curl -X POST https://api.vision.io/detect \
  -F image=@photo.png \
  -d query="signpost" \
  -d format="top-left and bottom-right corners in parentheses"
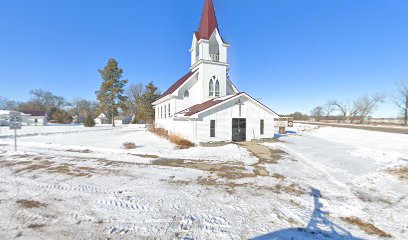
top-left (9, 111), bottom-right (22, 151)
top-left (274, 117), bottom-right (294, 134)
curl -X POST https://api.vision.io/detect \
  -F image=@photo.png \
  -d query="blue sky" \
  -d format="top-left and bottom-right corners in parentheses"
top-left (0, 0), bottom-right (407, 117)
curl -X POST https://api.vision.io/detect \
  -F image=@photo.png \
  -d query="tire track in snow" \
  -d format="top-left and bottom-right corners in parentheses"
top-left (13, 209), bottom-right (51, 222)
top-left (95, 199), bottom-right (147, 211)
top-left (36, 182), bottom-right (116, 195)
top-left (266, 141), bottom-right (358, 194)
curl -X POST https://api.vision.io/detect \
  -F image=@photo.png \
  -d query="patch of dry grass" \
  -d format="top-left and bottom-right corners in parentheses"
top-left (149, 127), bottom-right (194, 149)
top-left (169, 179), bottom-right (192, 186)
top-left (168, 134), bottom-right (194, 149)
top-left (1, 160), bottom-right (32, 168)
top-left (272, 173), bottom-right (286, 180)
top-left (128, 153), bottom-right (159, 159)
top-left (354, 191), bottom-right (392, 205)
top-left (14, 160), bottom-right (54, 173)
top-left (272, 183), bottom-right (305, 195)
top-left (148, 127), bottom-right (169, 138)
top-left (66, 149), bottom-right (92, 153)
top-left (388, 167), bottom-right (408, 181)
top-left (153, 158), bottom-right (256, 180)
top-left (10, 159), bottom-right (95, 177)
top-left (122, 142), bottom-right (137, 149)
top-left (16, 199), bottom-right (47, 209)
top-left (27, 223), bottom-right (47, 229)
top-left (47, 164), bottom-right (72, 174)
top-left (341, 217), bottom-right (392, 238)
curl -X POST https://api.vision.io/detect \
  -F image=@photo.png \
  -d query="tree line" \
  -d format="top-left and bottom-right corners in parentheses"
top-left (308, 81), bottom-right (408, 125)
top-left (310, 92), bottom-right (386, 123)
top-left (281, 81), bottom-right (408, 125)
top-left (0, 58), bottom-right (161, 126)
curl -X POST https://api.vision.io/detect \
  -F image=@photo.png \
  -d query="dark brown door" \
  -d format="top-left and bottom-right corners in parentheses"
top-left (232, 118), bottom-right (246, 142)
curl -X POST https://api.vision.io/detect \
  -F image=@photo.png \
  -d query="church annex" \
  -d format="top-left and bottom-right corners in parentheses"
top-left (153, 0), bottom-right (279, 144)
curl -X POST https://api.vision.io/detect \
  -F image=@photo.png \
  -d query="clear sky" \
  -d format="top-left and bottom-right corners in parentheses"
top-left (1, 0), bottom-right (407, 117)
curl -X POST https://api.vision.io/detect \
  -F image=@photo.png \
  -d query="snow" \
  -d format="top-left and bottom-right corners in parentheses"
top-left (0, 124), bottom-right (407, 239)
top-left (0, 125), bottom-right (113, 138)
top-left (1, 125), bottom-right (256, 164)
top-left (265, 124), bottom-right (408, 238)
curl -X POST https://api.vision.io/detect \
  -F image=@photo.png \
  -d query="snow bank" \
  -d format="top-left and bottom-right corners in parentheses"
top-left (0, 125), bottom-right (113, 138)
top-left (0, 125), bottom-right (257, 164)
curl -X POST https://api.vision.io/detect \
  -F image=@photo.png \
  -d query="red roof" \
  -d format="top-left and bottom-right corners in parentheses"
top-left (195, 0), bottom-right (219, 41)
top-left (20, 110), bottom-right (47, 116)
top-left (176, 92), bottom-right (279, 117)
top-left (177, 94), bottom-right (239, 117)
top-left (157, 70), bottom-right (198, 101)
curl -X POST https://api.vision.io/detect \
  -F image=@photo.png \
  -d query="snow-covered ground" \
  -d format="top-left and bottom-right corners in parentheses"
top-left (0, 124), bottom-right (407, 239)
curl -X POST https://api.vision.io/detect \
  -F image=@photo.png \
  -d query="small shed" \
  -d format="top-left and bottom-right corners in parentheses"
top-left (114, 116), bottom-right (132, 126)
top-left (20, 110), bottom-right (47, 126)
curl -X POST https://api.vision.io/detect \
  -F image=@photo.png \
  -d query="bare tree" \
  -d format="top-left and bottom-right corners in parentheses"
top-left (288, 112), bottom-right (310, 121)
top-left (393, 81), bottom-right (408, 125)
top-left (331, 94), bottom-right (385, 123)
top-left (30, 89), bottom-right (68, 110)
top-left (126, 83), bottom-right (144, 123)
top-left (310, 106), bottom-right (324, 121)
top-left (0, 97), bottom-right (20, 110)
top-left (69, 98), bottom-right (99, 123)
top-left (323, 100), bottom-right (335, 119)
top-left (349, 99), bottom-right (363, 121)
top-left (330, 100), bottom-right (350, 122)
top-left (355, 93), bottom-right (386, 122)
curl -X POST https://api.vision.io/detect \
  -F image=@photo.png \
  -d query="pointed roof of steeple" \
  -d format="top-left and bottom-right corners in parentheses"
top-left (195, 0), bottom-right (220, 41)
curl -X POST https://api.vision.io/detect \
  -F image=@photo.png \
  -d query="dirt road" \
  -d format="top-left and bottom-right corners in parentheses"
top-left (299, 122), bottom-right (408, 134)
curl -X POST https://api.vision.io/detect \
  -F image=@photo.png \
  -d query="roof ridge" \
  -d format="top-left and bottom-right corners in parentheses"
top-left (156, 70), bottom-right (198, 102)
top-left (175, 93), bottom-right (279, 117)
top-left (175, 93), bottom-right (241, 117)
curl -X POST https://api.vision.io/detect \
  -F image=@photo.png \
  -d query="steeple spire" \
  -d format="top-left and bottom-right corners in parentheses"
top-left (195, 0), bottom-right (219, 41)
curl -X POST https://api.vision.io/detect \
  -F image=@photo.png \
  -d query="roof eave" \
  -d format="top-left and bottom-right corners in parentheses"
top-left (187, 93), bottom-right (280, 118)
top-left (153, 95), bottom-right (173, 105)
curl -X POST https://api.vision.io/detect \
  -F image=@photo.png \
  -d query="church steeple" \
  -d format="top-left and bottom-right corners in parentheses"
top-left (195, 0), bottom-right (219, 41)
top-left (190, 0), bottom-right (229, 67)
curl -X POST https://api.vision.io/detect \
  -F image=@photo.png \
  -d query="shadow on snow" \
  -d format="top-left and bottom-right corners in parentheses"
top-left (252, 188), bottom-right (363, 240)
top-left (274, 131), bottom-right (297, 139)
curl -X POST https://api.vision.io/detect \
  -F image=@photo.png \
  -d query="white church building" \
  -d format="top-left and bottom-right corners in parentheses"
top-left (153, 0), bottom-right (279, 144)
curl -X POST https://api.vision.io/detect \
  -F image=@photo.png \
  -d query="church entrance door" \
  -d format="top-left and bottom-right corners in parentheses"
top-left (232, 118), bottom-right (246, 142)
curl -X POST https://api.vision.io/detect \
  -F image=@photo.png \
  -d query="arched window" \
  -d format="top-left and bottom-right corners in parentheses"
top-left (209, 79), bottom-right (214, 97)
top-left (195, 43), bottom-right (199, 60)
top-left (184, 90), bottom-right (190, 98)
top-left (209, 33), bottom-right (220, 62)
top-left (215, 80), bottom-right (220, 97)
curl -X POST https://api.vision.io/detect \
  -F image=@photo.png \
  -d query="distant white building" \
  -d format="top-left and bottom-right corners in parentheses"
top-left (0, 110), bottom-right (47, 126)
top-left (153, 0), bottom-right (279, 144)
top-left (94, 113), bottom-right (132, 125)
top-left (114, 116), bottom-right (132, 126)
top-left (20, 110), bottom-right (47, 126)
top-left (94, 113), bottom-right (109, 125)
top-left (0, 111), bottom-right (10, 126)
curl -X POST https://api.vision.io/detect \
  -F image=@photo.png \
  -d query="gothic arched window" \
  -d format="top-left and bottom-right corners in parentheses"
top-left (209, 79), bottom-right (214, 97)
top-left (168, 103), bottom-right (171, 117)
top-left (184, 90), bottom-right (190, 98)
top-left (215, 80), bottom-right (220, 97)
top-left (196, 43), bottom-right (199, 60)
